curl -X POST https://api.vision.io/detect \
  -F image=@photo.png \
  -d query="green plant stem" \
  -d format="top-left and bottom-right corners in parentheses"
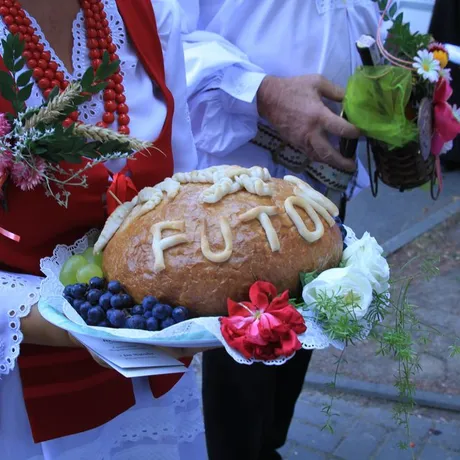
top-left (322, 348), bottom-right (346, 433)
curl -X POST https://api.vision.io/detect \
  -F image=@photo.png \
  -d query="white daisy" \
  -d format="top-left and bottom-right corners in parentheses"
top-left (413, 49), bottom-right (441, 83)
top-left (438, 67), bottom-right (452, 82)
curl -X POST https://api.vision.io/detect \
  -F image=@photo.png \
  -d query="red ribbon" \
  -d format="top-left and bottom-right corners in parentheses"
top-left (107, 171), bottom-right (138, 215)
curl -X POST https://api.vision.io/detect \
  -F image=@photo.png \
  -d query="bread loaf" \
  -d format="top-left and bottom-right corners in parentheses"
top-left (95, 166), bottom-right (343, 316)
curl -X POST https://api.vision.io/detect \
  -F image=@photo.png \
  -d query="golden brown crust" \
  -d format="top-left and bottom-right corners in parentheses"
top-left (103, 178), bottom-right (342, 316)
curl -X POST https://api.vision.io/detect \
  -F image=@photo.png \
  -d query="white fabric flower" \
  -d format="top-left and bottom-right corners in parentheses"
top-left (302, 266), bottom-right (373, 320)
top-left (342, 232), bottom-right (390, 294)
top-left (441, 140), bottom-right (454, 155)
top-left (452, 104), bottom-right (460, 123)
top-left (413, 50), bottom-right (441, 83)
top-left (439, 67), bottom-right (452, 82)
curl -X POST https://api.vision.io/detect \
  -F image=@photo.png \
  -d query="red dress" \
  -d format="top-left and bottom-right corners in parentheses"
top-left (0, 0), bottom-right (189, 443)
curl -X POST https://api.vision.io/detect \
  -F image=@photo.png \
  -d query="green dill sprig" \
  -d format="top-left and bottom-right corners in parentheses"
top-left (295, 256), bottom-right (458, 456)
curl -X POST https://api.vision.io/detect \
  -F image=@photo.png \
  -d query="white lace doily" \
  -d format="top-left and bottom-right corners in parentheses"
top-left (0, 272), bottom-right (42, 374)
top-left (39, 226), bottom-right (379, 366)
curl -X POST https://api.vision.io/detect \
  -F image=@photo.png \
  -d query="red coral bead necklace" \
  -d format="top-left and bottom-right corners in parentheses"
top-left (0, 0), bottom-right (131, 134)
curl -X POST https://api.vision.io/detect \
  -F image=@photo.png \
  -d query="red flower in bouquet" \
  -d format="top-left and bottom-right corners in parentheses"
top-left (0, 115), bottom-right (13, 199)
top-left (220, 281), bottom-right (307, 361)
top-left (0, 113), bottom-right (11, 137)
top-left (11, 157), bottom-right (46, 192)
top-left (432, 78), bottom-right (460, 156)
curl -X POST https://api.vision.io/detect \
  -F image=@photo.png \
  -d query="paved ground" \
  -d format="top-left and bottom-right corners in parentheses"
top-left (193, 356), bottom-right (460, 459)
top-left (309, 212), bottom-right (460, 395)
top-left (347, 152), bottom-right (460, 246)
top-left (283, 390), bottom-right (460, 460)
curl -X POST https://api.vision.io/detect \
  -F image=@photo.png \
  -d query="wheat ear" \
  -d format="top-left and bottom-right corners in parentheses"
top-left (25, 82), bottom-right (82, 129)
top-left (73, 123), bottom-right (159, 154)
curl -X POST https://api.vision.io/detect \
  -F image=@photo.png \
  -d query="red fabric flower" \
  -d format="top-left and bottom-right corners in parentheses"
top-left (432, 78), bottom-right (460, 156)
top-left (220, 281), bottom-right (307, 361)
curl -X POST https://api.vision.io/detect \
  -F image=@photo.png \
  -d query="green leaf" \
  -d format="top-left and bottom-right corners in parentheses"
top-left (389, 3), bottom-right (398, 17)
top-left (300, 271), bottom-right (318, 288)
top-left (2, 46), bottom-right (14, 72)
top-left (0, 84), bottom-right (16, 103)
top-left (102, 50), bottom-right (110, 66)
top-left (81, 66), bottom-right (95, 91)
top-left (394, 12), bottom-right (404, 25)
top-left (30, 146), bottom-right (49, 155)
top-left (63, 154), bottom-right (84, 164)
top-left (16, 37), bottom-right (25, 56)
top-left (11, 33), bottom-right (24, 55)
top-left (46, 85), bottom-right (60, 102)
top-left (0, 70), bottom-right (14, 88)
top-left (96, 53), bottom-right (119, 81)
top-left (18, 83), bottom-right (33, 103)
top-left (12, 100), bottom-right (24, 114)
top-left (17, 70), bottom-right (33, 87)
top-left (13, 57), bottom-right (25, 72)
top-left (108, 60), bottom-right (120, 74)
top-left (88, 82), bottom-right (107, 94)
top-left (72, 94), bottom-right (90, 105)
top-left (82, 150), bottom-right (101, 159)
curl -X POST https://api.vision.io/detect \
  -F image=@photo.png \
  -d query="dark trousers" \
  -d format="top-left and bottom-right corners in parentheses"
top-left (202, 348), bottom-right (313, 460)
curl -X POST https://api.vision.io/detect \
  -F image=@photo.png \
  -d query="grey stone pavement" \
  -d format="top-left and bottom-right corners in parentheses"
top-left (309, 212), bottom-right (460, 396)
top-left (282, 390), bottom-right (460, 460)
top-left (193, 357), bottom-right (460, 459)
top-left (347, 149), bottom-right (460, 246)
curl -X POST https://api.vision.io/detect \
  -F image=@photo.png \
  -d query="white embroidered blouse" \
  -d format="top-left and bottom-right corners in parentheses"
top-left (178, 0), bottom-right (382, 192)
top-left (0, 1), bottom-right (205, 459)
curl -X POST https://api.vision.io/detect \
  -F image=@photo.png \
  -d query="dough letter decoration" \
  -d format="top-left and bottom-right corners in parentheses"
top-left (95, 165), bottom-right (344, 316)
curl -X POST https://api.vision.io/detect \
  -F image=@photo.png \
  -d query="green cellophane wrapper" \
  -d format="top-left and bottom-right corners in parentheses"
top-left (343, 66), bottom-right (418, 149)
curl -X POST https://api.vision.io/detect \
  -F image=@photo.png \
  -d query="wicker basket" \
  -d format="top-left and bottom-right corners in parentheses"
top-left (367, 139), bottom-right (440, 200)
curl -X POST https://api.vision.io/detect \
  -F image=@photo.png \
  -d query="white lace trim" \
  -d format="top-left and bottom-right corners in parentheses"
top-left (0, 0), bottom-right (136, 127)
top-left (0, 273), bottom-right (42, 375)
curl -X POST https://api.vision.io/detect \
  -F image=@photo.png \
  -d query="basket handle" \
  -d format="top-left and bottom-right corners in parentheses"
top-left (366, 140), bottom-right (379, 197)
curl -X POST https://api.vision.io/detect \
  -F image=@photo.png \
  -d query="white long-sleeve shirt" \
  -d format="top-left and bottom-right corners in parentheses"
top-left (0, 1), bottom-right (205, 459)
top-left (179, 0), bottom-right (381, 188)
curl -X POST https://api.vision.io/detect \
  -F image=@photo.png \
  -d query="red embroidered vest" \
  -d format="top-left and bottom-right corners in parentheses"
top-left (0, 0), bottom-right (190, 443)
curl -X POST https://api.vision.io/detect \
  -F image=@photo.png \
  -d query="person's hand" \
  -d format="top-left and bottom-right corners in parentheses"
top-left (256, 75), bottom-right (360, 171)
top-left (155, 345), bottom-right (222, 360)
top-left (67, 333), bottom-right (112, 368)
top-left (21, 305), bottom-right (111, 368)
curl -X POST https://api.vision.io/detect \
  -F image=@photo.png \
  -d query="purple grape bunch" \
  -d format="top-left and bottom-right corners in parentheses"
top-left (63, 277), bottom-right (190, 331)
